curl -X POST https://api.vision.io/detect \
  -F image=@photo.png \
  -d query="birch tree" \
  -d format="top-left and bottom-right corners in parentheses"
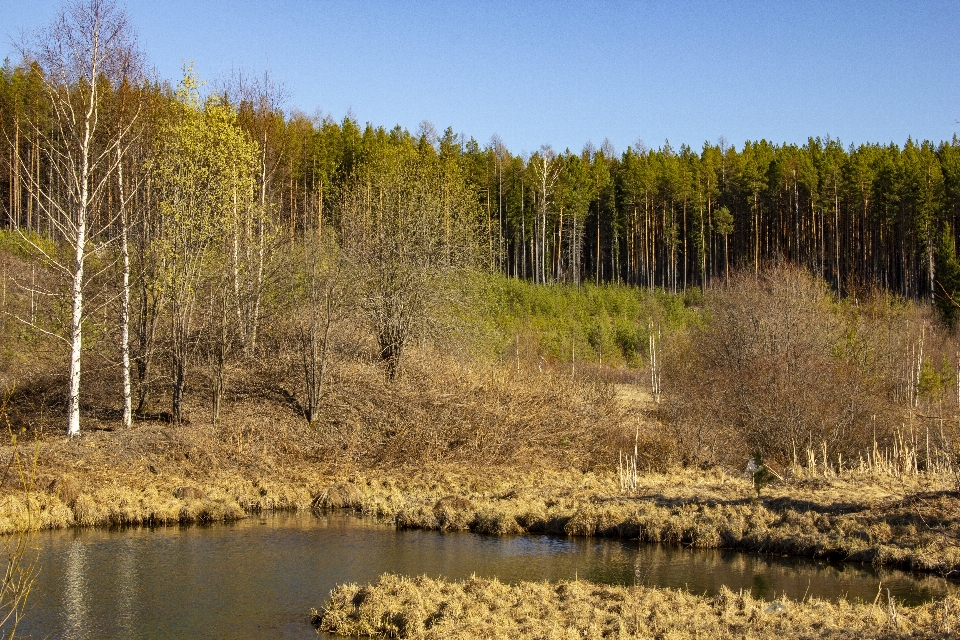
top-left (17, 0), bottom-right (141, 436)
top-left (530, 147), bottom-right (560, 285)
top-left (224, 70), bottom-right (287, 355)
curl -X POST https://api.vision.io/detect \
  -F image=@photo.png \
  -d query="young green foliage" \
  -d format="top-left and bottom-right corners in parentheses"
top-left (152, 68), bottom-right (259, 422)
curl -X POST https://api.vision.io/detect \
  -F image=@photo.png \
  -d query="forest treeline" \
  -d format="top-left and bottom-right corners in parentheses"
top-left (5, 58), bottom-right (960, 300)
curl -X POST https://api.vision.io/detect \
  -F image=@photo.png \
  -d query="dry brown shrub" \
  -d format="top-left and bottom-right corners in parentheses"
top-left (302, 350), bottom-right (630, 471)
top-left (173, 486), bottom-right (206, 501)
top-left (432, 496), bottom-right (474, 531)
top-left (470, 509), bottom-right (523, 535)
top-left (662, 265), bottom-right (901, 467)
top-left (48, 476), bottom-right (78, 506)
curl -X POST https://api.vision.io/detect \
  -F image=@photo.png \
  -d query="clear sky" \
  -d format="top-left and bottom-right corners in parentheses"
top-left (3, 0), bottom-right (958, 155)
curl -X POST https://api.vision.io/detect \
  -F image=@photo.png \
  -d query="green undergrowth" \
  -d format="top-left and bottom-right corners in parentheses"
top-left (461, 273), bottom-right (703, 367)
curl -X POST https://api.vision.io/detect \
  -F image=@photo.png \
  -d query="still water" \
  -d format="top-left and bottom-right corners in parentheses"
top-left (14, 511), bottom-right (959, 639)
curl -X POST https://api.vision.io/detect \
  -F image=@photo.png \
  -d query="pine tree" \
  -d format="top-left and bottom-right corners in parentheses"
top-left (934, 222), bottom-right (960, 328)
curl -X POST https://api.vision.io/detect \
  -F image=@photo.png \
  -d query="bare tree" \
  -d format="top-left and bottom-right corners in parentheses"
top-left (16, 0), bottom-right (141, 436)
top-left (113, 76), bottom-right (149, 428)
top-left (221, 68), bottom-right (287, 355)
top-left (530, 146), bottom-right (560, 285)
top-left (662, 265), bottom-right (891, 466)
top-left (339, 136), bottom-right (479, 380)
top-left (295, 233), bottom-right (343, 423)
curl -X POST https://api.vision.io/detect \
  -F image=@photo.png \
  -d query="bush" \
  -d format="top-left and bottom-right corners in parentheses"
top-left (661, 265), bottom-right (901, 467)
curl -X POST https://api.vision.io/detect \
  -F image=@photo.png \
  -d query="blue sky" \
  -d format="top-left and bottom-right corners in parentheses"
top-left (3, 1), bottom-right (958, 155)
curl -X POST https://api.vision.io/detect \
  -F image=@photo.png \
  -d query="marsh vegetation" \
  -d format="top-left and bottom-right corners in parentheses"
top-left (315, 573), bottom-right (960, 639)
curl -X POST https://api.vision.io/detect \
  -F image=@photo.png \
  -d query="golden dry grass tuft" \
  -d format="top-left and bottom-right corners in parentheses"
top-left (314, 573), bottom-right (960, 639)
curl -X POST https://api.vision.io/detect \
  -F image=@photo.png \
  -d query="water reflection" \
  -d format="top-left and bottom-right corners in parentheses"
top-left (13, 512), bottom-right (960, 639)
top-left (62, 539), bottom-right (87, 640)
top-left (630, 543), bottom-right (954, 604)
top-left (115, 536), bottom-right (137, 636)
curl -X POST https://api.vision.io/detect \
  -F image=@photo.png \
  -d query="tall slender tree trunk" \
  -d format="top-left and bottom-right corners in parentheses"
top-left (793, 169), bottom-right (800, 264)
top-left (682, 198), bottom-right (687, 293)
top-left (754, 193), bottom-right (759, 274)
top-left (251, 211), bottom-right (265, 351)
top-left (541, 198), bottom-right (547, 283)
top-left (700, 204), bottom-right (705, 290)
top-left (531, 193), bottom-right (537, 284)
top-left (231, 177), bottom-right (245, 343)
top-left (212, 297), bottom-right (227, 425)
top-left (724, 233), bottom-right (729, 286)
top-left (596, 198), bottom-right (601, 285)
top-left (172, 327), bottom-right (185, 424)
top-left (67, 75), bottom-right (98, 438)
top-left (27, 135), bottom-right (36, 232)
top-left (118, 151), bottom-right (132, 428)
top-left (250, 143), bottom-right (269, 352)
top-left (68, 222), bottom-right (85, 437)
top-left (11, 117), bottom-right (20, 229)
top-left (835, 185), bottom-right (840, 288)
top-left (521, 179), bottom-right (526, 280)
top-left (498, 161), bottom-right (503, 271)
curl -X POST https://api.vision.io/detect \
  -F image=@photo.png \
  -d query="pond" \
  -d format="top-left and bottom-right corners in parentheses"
top-left (13, 511), bottom-right (958, 639)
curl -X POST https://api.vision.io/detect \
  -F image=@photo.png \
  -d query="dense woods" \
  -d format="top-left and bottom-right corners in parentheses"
top-left (5, 57), bottom-right (960, 303)
top-left (8, 7), bottom-right (960, 639)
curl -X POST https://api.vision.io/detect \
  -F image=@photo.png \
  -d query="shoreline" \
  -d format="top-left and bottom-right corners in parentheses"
top-left (3, 431), bottom-right (959, 581)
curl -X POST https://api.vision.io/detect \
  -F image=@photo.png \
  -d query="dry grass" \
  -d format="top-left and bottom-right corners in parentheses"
top-left (6, 440), bottom-right (960, 580)
top-left (380, 466), bottom-right (960, 576)
top-left (1, 352), bottom-right (960, 579)
top-left (313, 573), bottom-right (960, 639)
top-left (0, 352), bottom-right (625, 533)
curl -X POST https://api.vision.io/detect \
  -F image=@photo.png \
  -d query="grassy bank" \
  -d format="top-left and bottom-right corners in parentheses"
top-left (387, 467), bottom-right (960, 576)
top-left (0, 351), bottom-right (626, 533)
top-left (314, 573), bottom-right (959, 639)
top-left (4, 414), bottom-right (960, 578)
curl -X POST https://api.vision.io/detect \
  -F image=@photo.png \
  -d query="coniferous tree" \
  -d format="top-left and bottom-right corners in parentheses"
top-left (934, 222), bottom-right (960, 328)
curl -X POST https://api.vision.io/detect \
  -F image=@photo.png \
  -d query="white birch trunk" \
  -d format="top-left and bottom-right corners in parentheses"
top-left (67, 226), bottom-right (84, 437)
top-left (233, 227), bottom-right (242, 333)
top-left (251, 215), bottom-right (264, 351)
top-left (118, 153), bottom-right (132, 428)
top-left (25, 1), bottom-right (141, 436)
top-left (67, 53), bottom-right (99, 438)
top-left (250, 147), bottom-right (268, 352)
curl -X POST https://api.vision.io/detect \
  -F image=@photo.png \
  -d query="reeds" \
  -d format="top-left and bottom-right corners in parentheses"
top-left (0, 394), bottom-right (37, 638)
top-left (618, 424), bottom-right (638, 492)
top-left (792, 421), bottom-right (957, 481)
